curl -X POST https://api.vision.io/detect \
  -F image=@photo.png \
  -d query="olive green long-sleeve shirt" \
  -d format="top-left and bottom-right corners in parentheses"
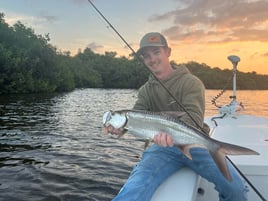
top-left (133, 65), bottom-right (209, 134)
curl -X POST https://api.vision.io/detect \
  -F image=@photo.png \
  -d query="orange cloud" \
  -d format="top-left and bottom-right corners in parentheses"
top-left (151, 0), bottom-right (268, 43)
top-left (146, 0), bottom-right (268, 75)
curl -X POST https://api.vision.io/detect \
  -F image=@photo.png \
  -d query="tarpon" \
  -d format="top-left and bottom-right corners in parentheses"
top-left (102, 109), bottom-right (259, 181)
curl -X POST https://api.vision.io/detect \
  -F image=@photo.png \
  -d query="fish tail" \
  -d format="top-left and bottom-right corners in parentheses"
top-left (210, 149), bottom-right (232, 181)
top-left (210, 142), bottom-right (259, 181)
top-left (219, 141), bottom-right (259, 156)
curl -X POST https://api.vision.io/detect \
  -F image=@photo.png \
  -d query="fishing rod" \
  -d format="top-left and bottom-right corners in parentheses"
top-left (87, 0), bottom-right (201, 131)
top-left (87, 1), bottom-right (266, 200)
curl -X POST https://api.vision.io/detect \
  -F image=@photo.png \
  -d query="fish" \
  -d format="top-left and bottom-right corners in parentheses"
top-left (102, 109), bottom-right (260, 181)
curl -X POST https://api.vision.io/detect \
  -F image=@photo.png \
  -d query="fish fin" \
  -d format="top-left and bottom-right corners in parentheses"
top-left (144, 139), bottom-right (151, 150)
top-left (177, 144), bottom-right (198, 160)
top-left (178, 144), bottom-right (234, 181)
top-left (209, 141), bottom-right (259, 181)
top-left (210, 149), bottom-right (232, 181)
top-left (219, 141), bottom-right (259, 156)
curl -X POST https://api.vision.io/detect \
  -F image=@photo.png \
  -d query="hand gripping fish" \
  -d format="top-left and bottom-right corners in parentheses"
top-left (102, 110), bottom-right (259, 181)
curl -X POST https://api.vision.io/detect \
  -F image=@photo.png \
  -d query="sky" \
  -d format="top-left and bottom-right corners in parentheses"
top-left (1, 0), bottom-right (268, 75)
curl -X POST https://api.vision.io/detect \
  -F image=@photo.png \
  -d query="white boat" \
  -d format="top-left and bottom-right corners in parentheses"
top-left (151, 56), bottom-right (268, 201)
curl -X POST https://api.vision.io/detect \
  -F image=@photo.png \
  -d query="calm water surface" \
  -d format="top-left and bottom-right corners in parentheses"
top-left (0, 89), bottom-right (267, 201)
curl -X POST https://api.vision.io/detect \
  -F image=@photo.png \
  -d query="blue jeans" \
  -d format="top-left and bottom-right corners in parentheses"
top-left (112, 145), bottom-right (248, 201)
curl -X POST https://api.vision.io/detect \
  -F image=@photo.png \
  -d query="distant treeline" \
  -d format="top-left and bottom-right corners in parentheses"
top-left (0, 13), bottom-right (267, 94)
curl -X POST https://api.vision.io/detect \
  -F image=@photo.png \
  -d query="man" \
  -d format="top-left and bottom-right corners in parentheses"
top-left (107, 32), bottom-right (247, 201)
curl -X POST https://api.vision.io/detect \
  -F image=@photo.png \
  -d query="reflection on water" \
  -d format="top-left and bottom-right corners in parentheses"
top-left (0, 89), bottom-right (267, 201)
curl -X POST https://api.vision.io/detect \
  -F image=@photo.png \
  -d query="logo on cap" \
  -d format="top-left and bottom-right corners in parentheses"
top-left (147, 36), bottom-right (161, 43)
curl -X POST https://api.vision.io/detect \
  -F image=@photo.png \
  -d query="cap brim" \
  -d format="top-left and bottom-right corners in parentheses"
top-left (136, 44), bottom-right (166, 56)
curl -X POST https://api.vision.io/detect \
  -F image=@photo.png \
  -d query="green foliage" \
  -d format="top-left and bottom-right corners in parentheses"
top-left (0, 13), bottom-right (101, 94)
top-left (74, 48), bottom-right (148, 89)
top-left (0, 12), bottom-right (267, 94)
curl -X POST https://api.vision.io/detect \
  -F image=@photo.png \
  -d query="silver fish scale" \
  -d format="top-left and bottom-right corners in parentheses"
top-left (124, 110), bottom-right (209, 147)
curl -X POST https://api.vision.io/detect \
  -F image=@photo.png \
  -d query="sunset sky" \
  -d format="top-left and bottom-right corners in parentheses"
top-left (1, 0), bottom-right (268, 75)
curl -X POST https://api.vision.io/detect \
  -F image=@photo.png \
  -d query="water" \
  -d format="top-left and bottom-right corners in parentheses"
top-left (0, 89), bottom-right (267, 201)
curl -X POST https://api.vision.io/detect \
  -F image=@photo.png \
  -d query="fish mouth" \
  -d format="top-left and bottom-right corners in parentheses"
top-left (102, 110), bottom-right (128, 129)
top-left (102, 111), bottom-right (112, 127)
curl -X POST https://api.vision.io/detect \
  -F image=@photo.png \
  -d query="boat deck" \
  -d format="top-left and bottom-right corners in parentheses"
top-left (197, 114), bottom-right (268, 201)
top-left (152, 114), bottom-right (268, 201)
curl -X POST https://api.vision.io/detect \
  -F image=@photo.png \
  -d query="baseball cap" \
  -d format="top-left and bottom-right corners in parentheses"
top-left (137, 32), bottom-right (168, 55)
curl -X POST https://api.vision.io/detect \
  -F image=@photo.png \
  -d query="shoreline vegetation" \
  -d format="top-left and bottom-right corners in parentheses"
top-left (1, 13), bottom-right (268, 95)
